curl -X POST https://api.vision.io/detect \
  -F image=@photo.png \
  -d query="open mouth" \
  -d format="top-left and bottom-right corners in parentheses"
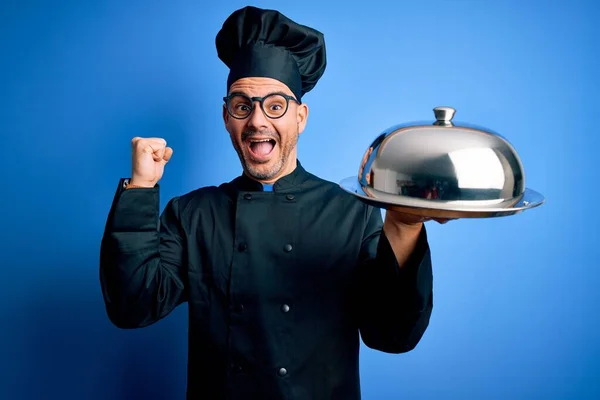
top-left (247, 138), bottom-right (276, 160)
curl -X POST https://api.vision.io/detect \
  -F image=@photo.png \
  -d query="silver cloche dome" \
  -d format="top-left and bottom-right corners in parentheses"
top-left (339, 107), bottom-right (545, 218)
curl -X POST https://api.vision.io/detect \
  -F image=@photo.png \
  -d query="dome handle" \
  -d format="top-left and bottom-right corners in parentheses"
top-left (433, 106), bottom-right (456, 126)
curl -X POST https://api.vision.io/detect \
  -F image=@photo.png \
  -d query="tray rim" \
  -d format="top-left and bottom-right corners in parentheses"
top-left (339, 175), bottom-right (545, 218)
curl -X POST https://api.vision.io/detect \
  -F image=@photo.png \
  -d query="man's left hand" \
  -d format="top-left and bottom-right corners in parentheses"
top-left (385, 209), bottom-right (454, 227)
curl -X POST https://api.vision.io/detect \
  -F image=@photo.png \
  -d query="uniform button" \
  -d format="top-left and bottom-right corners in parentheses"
top-left (286, 194), bottom-right (295, 201)
top-left (281, 304), bottom-right (290, 313)
top-left (238, 243), bottom-right (247, 252)
top-left (243, 193), bottom-right (252, 200)
top-left (231, 363), bottom-right (243, 373)
top-left (278, 367), bottom-right (287, 377)
top-left (283, 244), bottom-right (292, 252)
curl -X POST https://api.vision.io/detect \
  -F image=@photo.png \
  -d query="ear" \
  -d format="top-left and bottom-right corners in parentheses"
top-left (296, 102), bottom-right (309, 135)
top-left (223, 103), bottom-right (234, 135)
top-left (222, 104), bottom-right (229, 126)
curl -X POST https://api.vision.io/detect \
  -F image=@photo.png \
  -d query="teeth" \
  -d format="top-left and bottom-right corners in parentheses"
top-left (250, 139), bottom-right (272, 143)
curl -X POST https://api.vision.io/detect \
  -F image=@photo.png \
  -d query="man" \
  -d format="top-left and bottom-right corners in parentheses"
top-left (100, 6), bottom-right (439, 399)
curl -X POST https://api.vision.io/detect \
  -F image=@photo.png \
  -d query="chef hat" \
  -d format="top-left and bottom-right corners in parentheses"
top-left (215, 6), bottom-right (327, 102)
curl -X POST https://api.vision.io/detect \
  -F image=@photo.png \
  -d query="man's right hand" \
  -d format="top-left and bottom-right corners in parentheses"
top-left (130, 137), bottom-right (173, 187)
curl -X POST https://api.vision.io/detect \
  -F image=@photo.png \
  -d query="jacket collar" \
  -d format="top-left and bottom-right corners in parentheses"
top-left (231, 160), bottom-right (311, 192)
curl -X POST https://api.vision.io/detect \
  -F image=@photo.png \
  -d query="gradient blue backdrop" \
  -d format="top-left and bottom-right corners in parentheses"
top-left (1, 0), bottom-right (598, 399)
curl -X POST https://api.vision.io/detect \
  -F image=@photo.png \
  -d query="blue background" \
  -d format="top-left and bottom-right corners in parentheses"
top-left (1, 0), bottom-right (598, 399)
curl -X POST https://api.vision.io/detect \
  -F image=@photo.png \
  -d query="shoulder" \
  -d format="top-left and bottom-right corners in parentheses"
top-left (303, 170), bottom-right (374, 212)
top-left (165, 182), bottom-right (236, 216)
top-left (303, 169), bottom-right (353, 197)
top-left (303, 170), bottom-right (383, 230)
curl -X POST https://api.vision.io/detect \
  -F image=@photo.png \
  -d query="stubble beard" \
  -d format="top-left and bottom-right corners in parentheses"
top-left (232, 129), bottom-right (298, 181)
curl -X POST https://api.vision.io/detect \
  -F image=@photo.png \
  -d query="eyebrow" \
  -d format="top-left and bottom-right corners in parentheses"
top-left (228, 91), bottom-right (248, 97)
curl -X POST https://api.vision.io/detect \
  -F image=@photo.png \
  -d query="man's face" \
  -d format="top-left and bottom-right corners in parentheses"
top-left (223, 77), bottom-right (308, 183)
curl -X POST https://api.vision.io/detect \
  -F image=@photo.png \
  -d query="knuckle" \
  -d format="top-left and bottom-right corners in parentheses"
top-left (136, 140), bottom-right (149, 151)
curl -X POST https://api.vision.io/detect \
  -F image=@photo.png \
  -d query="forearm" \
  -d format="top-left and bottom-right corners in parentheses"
top-left (100, 180), bottom-right (186, 328)
top-left (383, 214), bottom-right (424, 268)
top-left (357, 227), bottom-right (433, 353)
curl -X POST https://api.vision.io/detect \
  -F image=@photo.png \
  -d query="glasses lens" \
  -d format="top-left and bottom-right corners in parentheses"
top-left (262, 94), bottom-right (288, 118)
top-left (228, 95), bottom-right (252, 118)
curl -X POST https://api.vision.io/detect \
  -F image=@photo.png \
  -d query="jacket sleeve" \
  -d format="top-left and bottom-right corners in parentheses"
top-left (356, 205), bottom-right (433, 353)
top-left (99, 179), bottom-right (187, 329)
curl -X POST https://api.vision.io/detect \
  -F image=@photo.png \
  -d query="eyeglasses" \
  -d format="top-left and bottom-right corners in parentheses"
top-left (223, 92), bottom-right (300, 120)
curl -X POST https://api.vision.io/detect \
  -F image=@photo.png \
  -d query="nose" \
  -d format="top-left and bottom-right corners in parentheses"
top-left (246, 100), bottom-right (269, 130)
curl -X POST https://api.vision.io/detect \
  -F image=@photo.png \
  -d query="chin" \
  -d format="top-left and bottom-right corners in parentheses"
top-left (244, 157), bottom-right (284, 180)
top-left (242, 154), bottom-right (283, 180)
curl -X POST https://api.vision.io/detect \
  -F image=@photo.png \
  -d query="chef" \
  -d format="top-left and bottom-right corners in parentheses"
top-left (100, 5), bottom-right (440, 399)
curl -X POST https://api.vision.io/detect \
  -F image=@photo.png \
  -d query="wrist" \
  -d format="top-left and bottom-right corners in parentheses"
top-left (384, 219), bottom-right (422, 237)
top-left (124, 178), bottom-right (156, 189)
top-left (384, 212), bottom-right (423, 231)
top-left (128, 176), bottom-right (156, 188)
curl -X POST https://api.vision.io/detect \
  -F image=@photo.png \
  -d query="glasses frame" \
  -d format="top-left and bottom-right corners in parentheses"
top-left (223, 92), bottom-right (301, 120)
